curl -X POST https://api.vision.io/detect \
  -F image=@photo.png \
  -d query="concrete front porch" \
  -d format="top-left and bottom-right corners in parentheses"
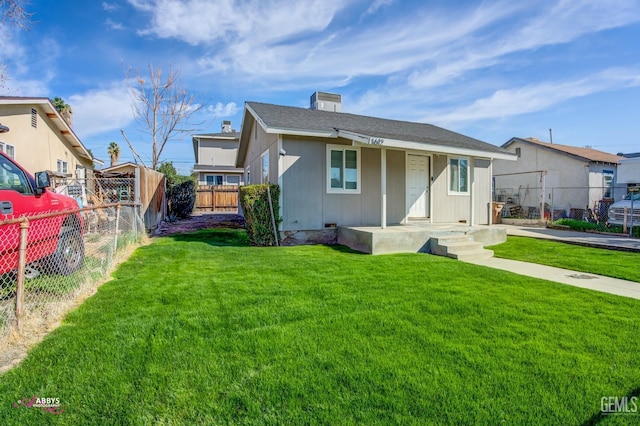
top-left (337, 222), bottom-right (507, 256)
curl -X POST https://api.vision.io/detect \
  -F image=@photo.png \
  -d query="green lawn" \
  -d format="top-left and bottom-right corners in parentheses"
top-left (1, 229), bottom-right (640, 424)
top-left (489, 235), bottom-right (640, 282)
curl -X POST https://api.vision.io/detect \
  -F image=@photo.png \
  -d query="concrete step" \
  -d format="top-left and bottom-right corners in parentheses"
top-left (430, 234), bottom-right (475, 246)
top-left (430, 233), bottom-right (494, 261)
top-left (448, 248), bottom-right (494, 261)
top-left (442, 241), bottom-right (485, 253)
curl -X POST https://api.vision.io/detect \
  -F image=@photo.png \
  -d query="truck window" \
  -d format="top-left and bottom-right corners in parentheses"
top-left (0, 155), bottom-right (33, 194)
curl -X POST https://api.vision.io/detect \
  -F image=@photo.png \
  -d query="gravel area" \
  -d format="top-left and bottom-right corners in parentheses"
top-left (152, 213), bottom-right (245, 237)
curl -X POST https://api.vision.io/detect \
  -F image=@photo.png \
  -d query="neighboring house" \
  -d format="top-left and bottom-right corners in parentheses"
top-left (617, 153), bottom-right (640, 192)
top-left (493, 137), bottom-right (624, 218)
top-left (236, 92), bottom-right (516, 244)
top-left (192, 120), bottom-right (244, 186)
top-left (0, 96), bottom-right (97, 178)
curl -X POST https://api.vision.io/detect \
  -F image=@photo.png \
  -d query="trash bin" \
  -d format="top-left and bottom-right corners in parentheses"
top-left (492, 202), bottom-right (505, 224)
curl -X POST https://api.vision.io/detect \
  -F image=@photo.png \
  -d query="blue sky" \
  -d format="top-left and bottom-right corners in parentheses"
top-left (2, 0), bottom-right (640, 174)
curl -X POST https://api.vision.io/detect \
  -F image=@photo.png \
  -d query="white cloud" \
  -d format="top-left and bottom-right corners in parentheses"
top-left (364, 0), bottom-right (396, 16)
top-left (102, 2), bottom-right (119, 12)
top-left (129, 0), bottom-right (348, 46)
top-left (408, 0), bottom-right (640, 88)
top-left (124, 0), bottom-right (640, 133)
top-left (69, 83), bottom-right (134, 137)
top-left (192, 1), bottom-right (522, 85)
top-left (425, 67), bottom-right (640, 125)
top-left (208, 102), bottom-right (239, 118)
top-left (1, 35), bottom-right (58, 95)
top-left (127, 0), bottom-right (640, 94)
top-left (105, 18), bottom-right (124, 31)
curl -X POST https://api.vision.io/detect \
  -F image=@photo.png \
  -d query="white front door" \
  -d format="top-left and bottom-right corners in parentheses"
top-left (407, 155), bottom-right (429, 218)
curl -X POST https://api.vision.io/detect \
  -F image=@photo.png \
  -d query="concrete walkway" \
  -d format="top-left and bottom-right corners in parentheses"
top-left (497, 224), bottom-right (640, 251)
top-left (464, 225), bottom-right (640, 300)
top-left (466, 257), bottom-right (640, 300)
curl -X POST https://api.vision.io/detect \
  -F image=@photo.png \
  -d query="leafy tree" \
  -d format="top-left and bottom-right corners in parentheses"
top-left (52, 96), bottom-right (73, 127)
top-left (122, 64), bottom-right (203, 169)
top-left (157, 161), bottom-right (196, 220)
top-left (157, 161), bottom-right (194, 186)
top-left (107, 142), bottom-right (120, 167)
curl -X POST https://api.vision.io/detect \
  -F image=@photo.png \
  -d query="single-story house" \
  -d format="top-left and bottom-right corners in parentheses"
top-left (0, 96), bottom-right (101, 177)
top-left (493, 137), bottom-right (624, 219)
top-left (236, 93), bottom-right (516, 245)
top-left (192, 120), bottom-right (244, 186)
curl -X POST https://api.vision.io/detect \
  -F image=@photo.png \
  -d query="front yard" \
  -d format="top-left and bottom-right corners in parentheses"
top-left (1, 229), bottom-right (639, 424)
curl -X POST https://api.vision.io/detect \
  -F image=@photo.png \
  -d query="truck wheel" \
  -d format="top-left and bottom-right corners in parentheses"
top-left (52, 229), bottom-right (85, 275)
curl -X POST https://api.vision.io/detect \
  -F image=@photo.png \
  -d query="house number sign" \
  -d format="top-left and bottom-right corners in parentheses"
top-left (369, 138), bottom-right (384, 145)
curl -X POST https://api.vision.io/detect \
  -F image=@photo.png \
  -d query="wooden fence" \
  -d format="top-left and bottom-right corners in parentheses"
top-left (196, 185), bottom-right (239, 212)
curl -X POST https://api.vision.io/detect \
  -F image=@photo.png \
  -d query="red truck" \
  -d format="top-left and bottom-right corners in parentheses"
top-left (0, 151), bottom-right (84, 277)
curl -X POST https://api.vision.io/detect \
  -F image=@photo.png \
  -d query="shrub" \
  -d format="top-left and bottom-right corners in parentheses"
top-left (553, 218), bottom-right (640, 237)
top-left (239, 184), bottom-right (281, 246)
top-left (553, 219), bottom-right (607, 232)
top-left (167, 180), bottom-right (196, 220)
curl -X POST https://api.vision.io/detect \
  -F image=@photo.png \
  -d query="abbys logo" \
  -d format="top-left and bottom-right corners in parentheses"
top-left (601, 396), bottom-right (638, 415)
top-left (13, 395), bottom-right (64, 414)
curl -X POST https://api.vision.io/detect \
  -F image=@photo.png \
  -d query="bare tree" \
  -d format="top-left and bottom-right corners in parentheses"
top-left (1, 0), bottom-right (32, 88)
top-left (1, 0), bottom-right (31, 27)
top-left (123, 64), bottom-right (203, 170)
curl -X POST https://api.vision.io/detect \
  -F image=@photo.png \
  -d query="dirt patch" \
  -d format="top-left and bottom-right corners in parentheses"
top-left (152, 213), bottom-right (245, 237)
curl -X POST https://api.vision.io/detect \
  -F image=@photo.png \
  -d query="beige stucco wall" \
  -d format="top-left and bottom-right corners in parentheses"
top-left (0, 104), bottom-right (92, 175)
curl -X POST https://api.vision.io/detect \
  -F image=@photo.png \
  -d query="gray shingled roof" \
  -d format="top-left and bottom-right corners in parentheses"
top-left (247, 101), bottom-right (509, 156)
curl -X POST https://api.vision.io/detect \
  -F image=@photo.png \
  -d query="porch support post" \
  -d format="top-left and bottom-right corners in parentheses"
top-left (469, 158), bottom-right (475, 226)
top-left (381, 148), bottom-right (387, 229)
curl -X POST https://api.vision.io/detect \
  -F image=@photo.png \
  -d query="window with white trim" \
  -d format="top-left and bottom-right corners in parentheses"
top-left (0, 142), bottom-right (15, 159)
top-left (261, 150), bottom-right (269, 183)
top-left (603, 170), bottom-right (614, 199)
top-left (226, 175), bottom-right (240, 185)
top-left (327, 145), bottom-right (360, 193)
top-left (57, 160), bottom-right (68, 174)
top-left (449, 157), bottom-right (469, 194)
top-left (205, 175), bottom-right (223, 185)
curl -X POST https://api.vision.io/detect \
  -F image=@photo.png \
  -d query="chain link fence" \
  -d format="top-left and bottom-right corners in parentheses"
top-left (493, 184), bottom-right (626, 224)
top-left (50, 176), bottom-right (136, 207)
top-left (0, 204), bottom-right (145, 350)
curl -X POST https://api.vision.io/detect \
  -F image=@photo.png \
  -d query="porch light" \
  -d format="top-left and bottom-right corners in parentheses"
top-left (0, 122), bottom-right (9, 133)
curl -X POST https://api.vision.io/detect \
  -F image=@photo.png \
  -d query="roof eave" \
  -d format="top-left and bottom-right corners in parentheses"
top-left (341, 130), bottom-right (517, 161)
